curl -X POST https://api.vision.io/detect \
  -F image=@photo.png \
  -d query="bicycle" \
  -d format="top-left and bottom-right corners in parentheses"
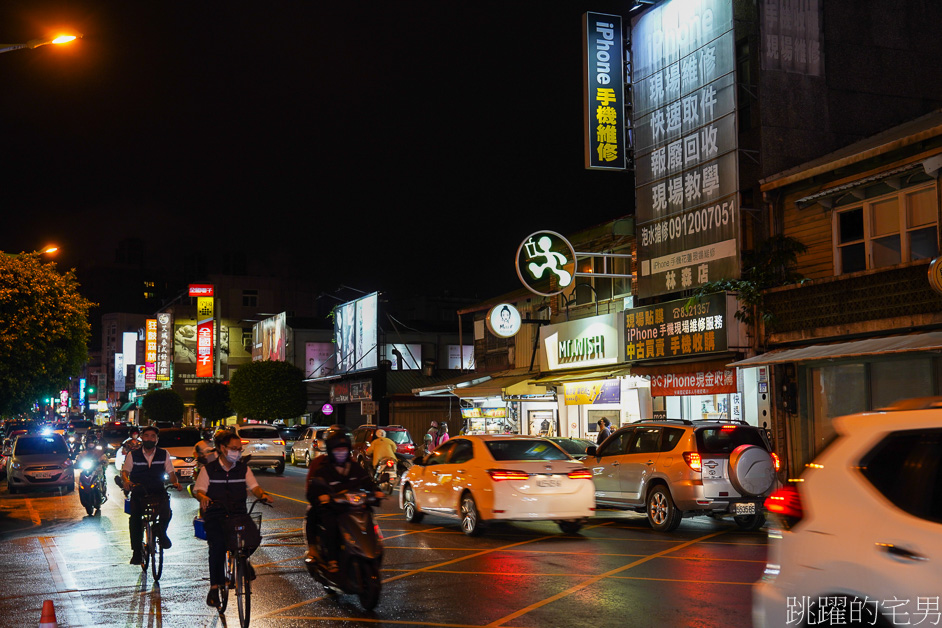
top-left (127, 482), bottom-right (179, 582)
top-left (217, 498), bottom-right (271, 627)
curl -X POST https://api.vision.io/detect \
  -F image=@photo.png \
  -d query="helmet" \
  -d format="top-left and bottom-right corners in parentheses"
top-left (430, 421), bottom-right (439, 429)
top-left (375, 428), bottom-right (386, 439)
top-left (323, 425), bottom-right (352, 464)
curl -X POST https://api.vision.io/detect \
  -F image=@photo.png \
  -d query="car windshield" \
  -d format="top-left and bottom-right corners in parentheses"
top-left (696, 426), bottom-right (768, 454)
top-left (158, 431), bottom-right (202, 447)
top-left (15, 436), bottom-right (68, 456)
top-left (551, 438), bottom-right (592, 455)
top-left (103, 427), bottom-right (130, 440)
top-left (240, 427), bottom-right (280, 439)
top-left (69, 420), bottom-right (93, 429)
top-left (385, 430), bottom-right (411, 444)
top-left (485, 439), bottom-right (570, 461)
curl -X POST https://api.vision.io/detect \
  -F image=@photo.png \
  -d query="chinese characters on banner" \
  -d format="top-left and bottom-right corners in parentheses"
top-left (583, 12), bottom-right (626, 170)
top-left (145, 319), bottom-right (157, 381)
top-left (760, 0), bottom-right (822, 76)
top-left (625, 293), bottom-right (728, 361)
top-left (631, 0), bottom-right (740, 298)
top-left (650, 369), bottom-right (736, 396)
top-left (156, 312), bottom-right (173, 381)
top-left (196, 296), bottom-right (214, 378)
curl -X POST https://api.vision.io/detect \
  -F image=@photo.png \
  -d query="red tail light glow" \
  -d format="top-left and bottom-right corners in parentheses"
top-left (240, 439), bottom-right (250, 445)
top-left (765, 486), bottom-right (803, 530)
top-left (771, 452), bottom-right (782, 472)
top-left (385, 459), bottom-right (395, 467)
top-left (683, 452), bottom-right (702, 472)
top-left (273, 440), bottom-right (285, 446)
top-left (567, 469), bottom-right (593, 480)
top-left (721, 424), bottom-right (738, 432)
top-left (487, 469), bottom-right (530, 482)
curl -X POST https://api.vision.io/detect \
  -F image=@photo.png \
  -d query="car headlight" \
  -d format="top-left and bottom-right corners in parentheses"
top-left (169, 455), bottom-right (177, 460)
top-left (11, 462), bottom-right (21, 469)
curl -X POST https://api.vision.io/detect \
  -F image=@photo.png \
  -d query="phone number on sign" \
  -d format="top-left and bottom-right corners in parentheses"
top-left (640, 199), bottom-right (734, 248)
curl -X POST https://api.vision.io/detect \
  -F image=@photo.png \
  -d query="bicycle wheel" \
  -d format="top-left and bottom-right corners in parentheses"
top-left (236, 555), bottom-right (251, 628)
top-left (151, 532), bottom-right (164, 581)
top-left (218, 552), bottom-right (232, 613)
top-left (141, 518), bottom-right (152, 572)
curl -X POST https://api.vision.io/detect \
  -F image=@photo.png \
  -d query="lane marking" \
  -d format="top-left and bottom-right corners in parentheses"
top-left (26, 498), bottom-right (42, 525)
top-left (40, 536), bottom-right (94, 626)
top-left (265, 491), bottom-right (308, 505)
top-left (609, 575), bottom-right (757, 585)
top-left (277, 617), bottom-right (484, 627)
top-left (485, 529), bottom-right (728, 627)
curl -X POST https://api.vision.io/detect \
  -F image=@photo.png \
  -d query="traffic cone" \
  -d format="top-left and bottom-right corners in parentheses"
top-left (39, 599), bottom-right (57, 627)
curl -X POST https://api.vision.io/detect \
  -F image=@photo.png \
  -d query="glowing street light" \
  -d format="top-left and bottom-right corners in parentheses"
top-left (0, 33), bottom-right (82, 55)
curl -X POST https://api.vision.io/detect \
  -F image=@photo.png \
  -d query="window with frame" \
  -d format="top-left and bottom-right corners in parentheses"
top-left (573, 249), bottom-right (632, 305)
top-left (835, 184), bottom-right (938, 274)
top-left (243, 289), bottom-right (258, 307)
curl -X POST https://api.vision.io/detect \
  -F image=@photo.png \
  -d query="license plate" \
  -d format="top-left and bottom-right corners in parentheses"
top-left (733, 502), bottom-right (756, 515)
top-left (30, 471), bottom-right (54, 479)
top-left (178, 468), bottom-right (194, 477)
top-left (536, 478), bottom-right (561, 488)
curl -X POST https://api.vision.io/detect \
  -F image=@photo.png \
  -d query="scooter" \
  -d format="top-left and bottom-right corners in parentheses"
top-left (78, 447), bottom-right (108, 516)
top-left (373, 453), bottom-right (414, 495)
top-left (305, 487), bottom-right (385, 610)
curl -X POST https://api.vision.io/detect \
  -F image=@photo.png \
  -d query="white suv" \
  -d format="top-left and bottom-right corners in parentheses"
top-left (754, 397), bottom-right (942, 627)
top-left (234, 424), bottom-right (286, 475)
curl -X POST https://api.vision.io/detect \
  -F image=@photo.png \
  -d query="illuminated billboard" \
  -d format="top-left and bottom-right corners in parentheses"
top-left (383, 344), bottom-right (421, 370)
top-left (334, 293), bottom-right (378, 374)
top-left (156, 312), bottom-right (173, 381)
top-left (632, 0), bottom-right (740, 298)
top-left (583, 12), bottom-right (626, 170)
top-left (252, 312), bottom-right (287, 362)
top-left (145, 319), bottom-right (157, 381)
top-left (197, 297), bottom-right (214, 377)
top-left (305, 342), bottom-right (337, 379)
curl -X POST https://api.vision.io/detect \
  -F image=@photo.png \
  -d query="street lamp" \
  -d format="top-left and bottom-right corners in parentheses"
top-left (0, 33), bottom-right (82, 55)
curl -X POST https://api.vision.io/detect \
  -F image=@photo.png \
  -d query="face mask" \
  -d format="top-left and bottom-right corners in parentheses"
top-left (225, 449), bottom-right (241, 463)
top-left (332, 448), bottom-right (349, 464)
top-left (142, 440), bottom-right (157, 450)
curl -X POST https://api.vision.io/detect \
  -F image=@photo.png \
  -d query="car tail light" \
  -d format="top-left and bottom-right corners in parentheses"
top-left (770, 452), bottom-right (781, 472)
top-left (273, 440), bottom-right (285, 446)
top-left (241, 439), bottom-right (250, 445)
top-left (567, 469), bottom-right (593, 480)
top-left (682, 451), bottom-right (702, 472)
top-left (487, 469), bottom-right (530, 481)
top-left (721, 424), bottom-right (738, 432)
top-left (765, 486), bottom-right (803, 530)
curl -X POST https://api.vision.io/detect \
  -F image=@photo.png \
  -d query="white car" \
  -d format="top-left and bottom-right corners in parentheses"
top-left (754, 397), bottom-right (942, 628)
top-left (234, 424), bottom-right (286, 474)
top-left (399, 435), bottom-right (595, 536)
top-left (155, 428), bottom-right (202, 482)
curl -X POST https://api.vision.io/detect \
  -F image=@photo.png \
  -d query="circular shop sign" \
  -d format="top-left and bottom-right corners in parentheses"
top-left (516, 230), bottom-right (576, 297)
top-left (486, 303), bottom-right (522, 338)
top-left (321, 403), bottom-right (334, 416)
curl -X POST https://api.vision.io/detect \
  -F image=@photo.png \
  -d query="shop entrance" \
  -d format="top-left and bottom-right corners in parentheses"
top-left (528, 410), bottom-right (556, 437)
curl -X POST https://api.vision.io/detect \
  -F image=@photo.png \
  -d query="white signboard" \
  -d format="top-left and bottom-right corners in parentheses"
top-left (305, 342), bottom-right (337, 379)
top-left (632, 0), bottom-right (740, 298)
top-left (539, 312), bottom-right (624, 371)
top-left (486, 304), bottom-right (522, 338)
top-left (114, 353), bottom-right (126, 393)
top-left (446, 345), bottom-right (475, 370)
top-left (384, 343), bottom-right (422, 370)
top-left (123, 332), bottom-right (138, 365)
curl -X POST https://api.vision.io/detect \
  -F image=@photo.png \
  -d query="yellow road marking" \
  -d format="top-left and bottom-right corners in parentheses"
top-left (265, 490), bottom-right (308, 505)
top-left (25, 498), bottom-right (42, 525)
top-left (277, 617), bottom-right (484, 627)
top-left (485, 529), bottom-right (728, 627)
top-left (609, 575), bottom-right (756, 585)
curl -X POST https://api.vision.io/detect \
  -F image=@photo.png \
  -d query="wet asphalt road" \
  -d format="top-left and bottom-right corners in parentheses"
top-left (0, 461), bottom-right (768, 627)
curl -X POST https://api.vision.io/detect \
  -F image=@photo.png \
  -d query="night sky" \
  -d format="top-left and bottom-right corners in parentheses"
top-left (0, 1), bottom-right (634, 297)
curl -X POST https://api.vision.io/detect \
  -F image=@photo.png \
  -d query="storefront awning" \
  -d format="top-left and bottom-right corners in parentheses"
top-left (728, 332), bottom-right (942, 367)
top-left (453, 371), bottom-right (544, 399)
top-left (118, 402), bottom-right (135, 412)
top-left (412, 371), bottom-right (501, 397)
top-left (531, 366), bottom-right (632, 385)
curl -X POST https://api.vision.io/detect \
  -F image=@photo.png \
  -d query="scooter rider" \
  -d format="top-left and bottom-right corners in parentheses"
top-left (121, 426), bottom-right (142, 456)
top-left (305, 426), bottom-right (381, 572)
top-left (77, 438), bottom-right (108, 481)
top-left (194, 429), bottom-right (273, 608)
top-left (365, 428), bottom-right (397, 477)
top-left (121, 426), bottom-right (182, 565)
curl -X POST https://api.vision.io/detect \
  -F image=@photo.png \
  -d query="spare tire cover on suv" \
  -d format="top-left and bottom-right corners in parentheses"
top-left (728, 444), bottom-right (775, 496)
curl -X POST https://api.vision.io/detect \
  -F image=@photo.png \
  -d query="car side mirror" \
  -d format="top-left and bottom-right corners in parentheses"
top-left (586, 446), bottom-right (598, 458)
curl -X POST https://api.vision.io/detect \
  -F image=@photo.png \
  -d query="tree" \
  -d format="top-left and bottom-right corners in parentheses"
top-left (0, 253), bottom-right (95, 415)
top-left (229, 360), bottom-right (306, 422)
top-left (142, 388), bottom-right (185, 424)
top-left (195, 382), bottom-right (232, 426)
top-left (688, 234), bottom-right (808, 335)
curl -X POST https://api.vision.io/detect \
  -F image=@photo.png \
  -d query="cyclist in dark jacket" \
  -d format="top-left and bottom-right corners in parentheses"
top-left (194, 430), bottom-right (273, 608)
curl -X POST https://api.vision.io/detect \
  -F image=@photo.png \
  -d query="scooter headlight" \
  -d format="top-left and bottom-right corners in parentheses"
top-left (80, 460), bottom-right (93, 471)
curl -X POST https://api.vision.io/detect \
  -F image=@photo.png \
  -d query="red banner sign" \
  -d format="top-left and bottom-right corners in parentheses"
top-left (650, 368), bottom-right (737, 397)
top-left (188, 284), bottom-right (214, 297)
top-left (196, 296), bottom-right (214, 378)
